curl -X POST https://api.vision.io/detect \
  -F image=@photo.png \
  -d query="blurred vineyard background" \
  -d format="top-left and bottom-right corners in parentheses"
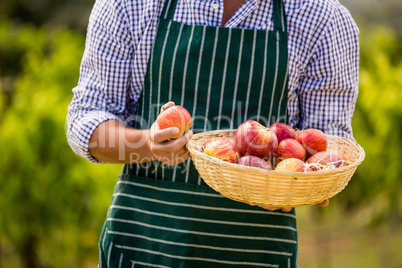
top-left (0, 0), bottom-right (401, 267)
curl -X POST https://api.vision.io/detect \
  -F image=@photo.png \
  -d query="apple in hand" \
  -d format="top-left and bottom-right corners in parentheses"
top-left (268, 123), bottom-right (297, 144)
top-left (237, 155), bottom-right (273, 170)
top-left (277, 138), bottom-right (307, 162)
top-left (296, 129), bottom-right (327, 157)
top-left (234, 120), bottom-right (278, 159)
top-left (274, 158), bottom-right (308, 172)
top-left (306, 151), bottom-right (342, 171)
top-left (156, 105), bottom-right (192, 139)
top-left (204, 137), bottom-right (239, 163)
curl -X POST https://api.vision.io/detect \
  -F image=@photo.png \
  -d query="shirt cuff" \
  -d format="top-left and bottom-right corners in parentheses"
top-left (67, 110), bottom-right (126, 163)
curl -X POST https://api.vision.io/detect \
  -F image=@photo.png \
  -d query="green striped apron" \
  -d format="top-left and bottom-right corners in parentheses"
top-left (99, 0), bottom-right (297, 267)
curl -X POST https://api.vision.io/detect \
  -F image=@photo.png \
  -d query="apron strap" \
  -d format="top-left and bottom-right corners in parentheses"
top-left (161, 0), bottom-right (178, 20)
top-left (273, 0), bottom-right (287, 32)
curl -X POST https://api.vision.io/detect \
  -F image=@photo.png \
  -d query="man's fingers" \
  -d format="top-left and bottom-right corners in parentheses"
top-left (160, 101), bottom-right (175, 113)
top-left (316, 199), bottom-right (329, 207)
top-left (260, 206), bottom-right (293, 212)
top-left (152, 130), bottom-right (192, 149)
top-left (151, 127), bottom-right (180, 143)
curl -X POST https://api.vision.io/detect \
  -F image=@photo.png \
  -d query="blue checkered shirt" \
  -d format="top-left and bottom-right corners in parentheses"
top-left (67, 0), bottom-right (360, 163)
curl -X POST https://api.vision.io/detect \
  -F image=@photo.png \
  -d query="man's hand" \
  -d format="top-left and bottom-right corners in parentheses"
top-left (260, 199), bottom-right (329, 212)
top-left (147, 101), bottom-right (193, 166)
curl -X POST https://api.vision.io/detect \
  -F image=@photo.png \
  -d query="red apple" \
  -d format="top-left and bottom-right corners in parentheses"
top-left (203, 137), bottom-right (234, 150)
top-left (204, 138), bottom-right (239, 163)
top-left (274, 158), bottom-right (307, 172)
top-left (328, 149), bottom-right (347, 161)
top-left (268, 123), bottom-right (297, 144)
top-left (306, 151), bottom-right (342, 171)
top-left (156, 105), bottom-right (192, 139)
top-left (234, 120), bottom-right (278, 159)
top-left (202, 140), bottom-right (212, 151)
top-left (277, 138), bottom-right (307, 161)
top-left (296, 129), bottom-right (327, 157)
top-left (272, 153), bottom-right (285, 167)
top-left (237, 155), bottom-right (273, 170)
top-left (329, 149), bottom-right (349, 166)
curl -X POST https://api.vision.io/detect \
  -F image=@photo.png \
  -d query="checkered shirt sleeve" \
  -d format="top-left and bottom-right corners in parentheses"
top-left (287, 2), bottom-right (359, 140)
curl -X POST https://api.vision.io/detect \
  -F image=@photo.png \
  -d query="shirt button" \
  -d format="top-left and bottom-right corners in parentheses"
top-left (212, 3), bottom-right (219, 10)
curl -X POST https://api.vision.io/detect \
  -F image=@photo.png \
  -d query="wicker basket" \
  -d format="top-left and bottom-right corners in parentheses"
top-left (187, 129), bottom-right (365, 207)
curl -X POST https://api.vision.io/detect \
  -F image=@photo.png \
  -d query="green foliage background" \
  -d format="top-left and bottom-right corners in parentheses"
top-left (0, 4), bottom-right (401, 268)
top-left (0, 20), bottom-right (121, 267)
top-left (340, 27), bottom-right (402, 221)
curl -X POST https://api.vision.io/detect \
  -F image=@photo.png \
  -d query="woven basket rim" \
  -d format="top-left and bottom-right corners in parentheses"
top-left (187, 129), bottom-right (365, 177)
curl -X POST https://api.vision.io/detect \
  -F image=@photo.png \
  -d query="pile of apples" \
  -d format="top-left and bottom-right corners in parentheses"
top-left (155, 105), bottom-right (346, 172)
top-left (203, 120), bottom-right (346, 172)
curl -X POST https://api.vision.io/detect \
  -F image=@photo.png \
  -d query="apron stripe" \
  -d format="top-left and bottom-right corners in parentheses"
top-left (192, 25), bottom-right (207, 120)
top-left (191, 24), bottom-right (203, 123)
top-left (107, 241), bottom-right (113, 265)
top-left (135, 163), bottom-right (140, 176)
top-left (102, 227), bottom-right (108, 250)
top-left (131, 260), bottom-right (169, 268)
top-left (162, 0), bottom-right (173, 20)
top-left (257, 29), bottom-right (270, 121)
top-left (116, 179), bottom-right (296, 218)
top-left (180, 25), bottom-right (195, 106)
top-left (115, 244), bottom-right (281, 267)
top-left (217, 28), bottom-right (232, 130)
top-left (108, 218), bottom-right (296, 243)
top-left (277, 62), bottom-right (289, 122)
top-left (118, 179), bottom-right (222, 197)
top-left (230, 29), bottom-right (245, 129)
top-left (204, 27), bottom-right (220, 131)
top-left (109, 205), bottom-right (296, 231)
top-left (268, 31), bottom-right (280, 123)
top-left (158, 20), bottom-right (172, 111)
top-left (169, 23), bottom-right (184, 101)
top-left (109, 230), bottom-right (293, 256)
top-left (184, 158), bottom-right (191, 183)
top-left (118, 253), bottom-right (123, 268)
top-left (114, 192), bottom-right (292, 217)
top-left (244, 29), bottom-right (257, 120)
top-left (171, 164), bottom-right (177, 182)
